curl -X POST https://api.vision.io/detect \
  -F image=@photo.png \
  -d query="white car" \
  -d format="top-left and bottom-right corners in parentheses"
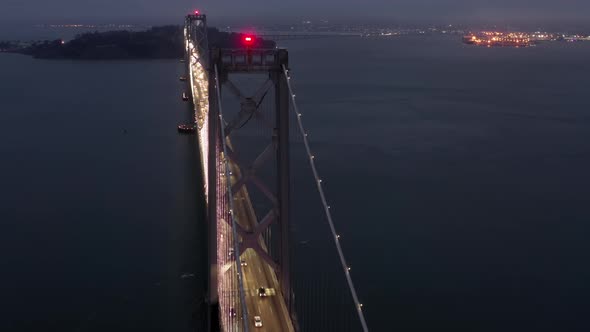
top-left (254, 316), bottom-right (262, 327)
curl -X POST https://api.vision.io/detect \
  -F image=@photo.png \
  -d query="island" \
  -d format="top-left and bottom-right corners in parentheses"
top-left (1, 25), bottom-right (275, 60)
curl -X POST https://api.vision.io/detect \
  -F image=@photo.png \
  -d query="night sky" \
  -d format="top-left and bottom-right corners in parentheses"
top-left (1, 0), bottom-right (590, 25)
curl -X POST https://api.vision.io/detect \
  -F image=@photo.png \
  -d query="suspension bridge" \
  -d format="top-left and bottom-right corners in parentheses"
top-left (183, 12), bottom-right (368, 332)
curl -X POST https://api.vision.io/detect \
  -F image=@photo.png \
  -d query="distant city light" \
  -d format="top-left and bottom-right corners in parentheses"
top-left (463, 31), bottom-right (535, 47)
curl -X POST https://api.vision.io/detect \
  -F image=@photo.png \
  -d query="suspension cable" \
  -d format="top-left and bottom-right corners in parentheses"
top-left (282, 64), bottom-right (369, 332)
top-left (215, 64), bottom-right (250, 332)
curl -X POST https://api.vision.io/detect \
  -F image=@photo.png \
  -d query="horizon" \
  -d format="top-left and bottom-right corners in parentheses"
top-left (2, 15), bottom-right (590, 32)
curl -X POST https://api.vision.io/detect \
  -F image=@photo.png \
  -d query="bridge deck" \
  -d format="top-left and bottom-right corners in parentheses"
top-left (187, 28), bottom-right (294, 329)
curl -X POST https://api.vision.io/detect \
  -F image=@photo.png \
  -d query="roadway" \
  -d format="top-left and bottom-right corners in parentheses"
top-left (229, 159), bottom-right (295, 332)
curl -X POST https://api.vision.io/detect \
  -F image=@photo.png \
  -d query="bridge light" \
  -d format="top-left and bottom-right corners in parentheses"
top-left (347, 267), bottom-right (351, 271)
top-left (337, 235), bottom-right (340, 239)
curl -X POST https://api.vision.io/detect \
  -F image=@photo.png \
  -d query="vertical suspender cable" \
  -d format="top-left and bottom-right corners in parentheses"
top-left (282, 65), bottom-right (369, 332)
top-left (215, 64), bottom-right (250, 332)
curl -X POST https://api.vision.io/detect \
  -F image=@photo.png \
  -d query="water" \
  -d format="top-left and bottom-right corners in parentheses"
top-left (2, 34), bottom-right (590, 331)
top-left (0, 55), bottom-right (207, 331)
top-left (281, 35), bottom-right (590, 331)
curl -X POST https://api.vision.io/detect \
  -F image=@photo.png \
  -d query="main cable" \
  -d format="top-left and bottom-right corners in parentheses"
top-left (281, 64), bottom-right (369, 332)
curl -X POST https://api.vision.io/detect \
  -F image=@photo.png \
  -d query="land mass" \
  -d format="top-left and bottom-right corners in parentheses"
top-left (1, 25), bottom-right (275, 60)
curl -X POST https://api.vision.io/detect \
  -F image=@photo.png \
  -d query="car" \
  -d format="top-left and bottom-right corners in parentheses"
top-left (254, 315), bottom-right (262, 327)
top-left (240, 259), bottom-right (247, 266)
top-left (258, 287), bottom-right (267, 297)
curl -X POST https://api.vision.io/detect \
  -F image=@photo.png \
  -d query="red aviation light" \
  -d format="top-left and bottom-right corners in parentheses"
top-left (194, 10), bottom-right (200, 15)
top-left (243, 35), bottom-right (255, 45)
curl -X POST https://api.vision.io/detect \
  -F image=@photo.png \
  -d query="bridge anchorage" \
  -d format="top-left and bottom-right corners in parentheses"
top-left (185, 12), bottom-right (369, 332)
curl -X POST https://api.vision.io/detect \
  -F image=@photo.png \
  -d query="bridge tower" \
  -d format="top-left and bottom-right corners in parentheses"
top-left (185, 11), bottom-right (209, 62)
top-left (208, 44), bottom-right (294, 321)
